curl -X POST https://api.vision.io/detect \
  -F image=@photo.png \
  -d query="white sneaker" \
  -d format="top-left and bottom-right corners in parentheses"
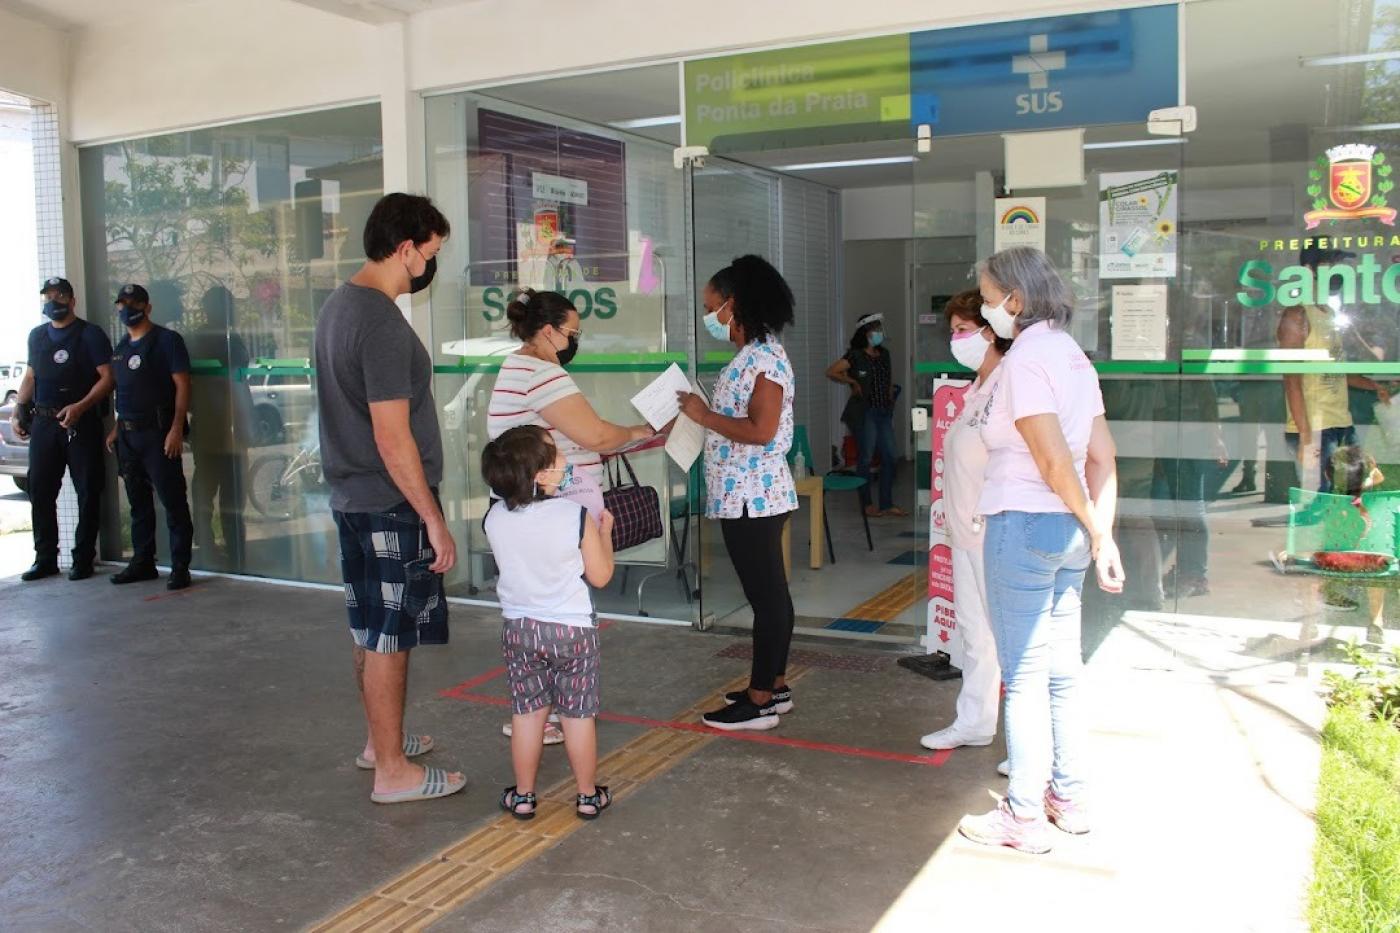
top-left (996, 759), bottom-right (1010, 777)
top-left (920, 726), bottom-right (995, 751)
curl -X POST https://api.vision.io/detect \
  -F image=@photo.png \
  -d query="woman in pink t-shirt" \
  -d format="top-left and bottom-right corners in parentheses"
top-left (956, 247), bottom-right (1124, 856)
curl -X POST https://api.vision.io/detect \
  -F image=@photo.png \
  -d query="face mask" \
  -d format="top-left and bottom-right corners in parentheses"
top-left (119, 306), bottom-right (146, 327)
top-left (950, 328), bottom-right (991, 371)
top-left (408, 253), bottom-right (437, 294)
top-left (868, 330), bottom-right (884, 348)
top-left (43, 300), bottom-right (70, 321)
top-left (703, 301), bottom-right (732, 341)
top-left (541, 462), bottom-right (574, 495)
top-left (553, 330), bottom-right (580, 367)
top-left (982, 295), bottom-right (1017, 339)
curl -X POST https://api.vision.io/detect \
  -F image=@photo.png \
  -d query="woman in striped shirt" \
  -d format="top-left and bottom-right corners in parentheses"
top-left (487, 288), bottom-right (653, 745)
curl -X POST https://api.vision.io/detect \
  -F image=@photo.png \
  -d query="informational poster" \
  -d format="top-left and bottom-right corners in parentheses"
top-left (1111, 283), bottom-right (1169, 361)
top-left (927, 377), bottom-right (972, 663)
top-left (994, 196), bottom-right (1046, 252)
top-left (1099, 170), bottom-right (1178, 279)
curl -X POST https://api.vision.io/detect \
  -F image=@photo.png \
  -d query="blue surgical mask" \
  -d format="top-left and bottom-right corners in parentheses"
top-left (869, 330), bottom-right (884, 348)
top-left (549, 463), bottom-right (574, 494)
top-left (703, 301), bottom-right (732, 341)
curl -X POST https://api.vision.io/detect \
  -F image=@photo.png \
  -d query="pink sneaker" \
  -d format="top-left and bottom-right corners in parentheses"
top-left (958, 800), bottom-right (1053, 854)
top-left (1044, 788), bottom-right (1090, 835)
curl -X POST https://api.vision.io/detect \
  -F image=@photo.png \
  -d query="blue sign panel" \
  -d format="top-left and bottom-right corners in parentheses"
top-left (910, 5), bottom-right (1178, 136)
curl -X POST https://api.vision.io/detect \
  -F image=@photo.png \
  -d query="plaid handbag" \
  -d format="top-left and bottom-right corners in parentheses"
top-left (602, 454), bottom-right (663, 552)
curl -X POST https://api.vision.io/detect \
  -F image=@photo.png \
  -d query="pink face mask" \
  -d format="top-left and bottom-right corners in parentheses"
top-left (950, 327), bottom-right (991, 371)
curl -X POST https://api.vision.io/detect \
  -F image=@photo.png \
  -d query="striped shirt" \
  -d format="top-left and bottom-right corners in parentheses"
top-left (487, 353), bottom-right (603, 483)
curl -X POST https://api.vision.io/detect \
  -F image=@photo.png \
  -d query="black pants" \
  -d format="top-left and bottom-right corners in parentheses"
top-left (721, 510), bottom-right (795, 692)
top-left (28, 414), bottom-right (105, 567)
top-left (118, 425), bottom-right (193, 568)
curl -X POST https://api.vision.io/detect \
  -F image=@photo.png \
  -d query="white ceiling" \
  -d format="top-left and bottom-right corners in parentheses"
top-left (0, 0), bottom-right (482, 30)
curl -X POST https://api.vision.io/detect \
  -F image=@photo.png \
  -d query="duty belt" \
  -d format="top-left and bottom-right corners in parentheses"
top-left (118, 416), bottom-right (158, 432)
top-left (33, 406), bottom-right (63, 419)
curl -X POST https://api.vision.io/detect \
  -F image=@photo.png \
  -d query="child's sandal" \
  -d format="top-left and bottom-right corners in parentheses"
top-left (576, 785), bottom-right (611, 821)
top-left (500, 786), bottom-right (537, 820)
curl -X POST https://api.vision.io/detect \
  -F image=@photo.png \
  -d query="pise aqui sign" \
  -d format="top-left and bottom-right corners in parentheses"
top-left (479, 286), bottom-right (620, 322)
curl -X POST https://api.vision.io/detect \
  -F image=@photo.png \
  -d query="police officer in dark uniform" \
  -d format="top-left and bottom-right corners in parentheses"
top-left (106, 284), bottom-right (195, 590)
top-left (10, 276), bottom-right (115, 582)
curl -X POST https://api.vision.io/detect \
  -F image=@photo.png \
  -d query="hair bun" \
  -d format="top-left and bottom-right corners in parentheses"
top-left (505, 287), bottom-right (535, 323)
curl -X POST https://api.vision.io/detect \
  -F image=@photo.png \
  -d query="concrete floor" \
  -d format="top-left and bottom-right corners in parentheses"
top-left (0, 568), bottom-right (1328, 932)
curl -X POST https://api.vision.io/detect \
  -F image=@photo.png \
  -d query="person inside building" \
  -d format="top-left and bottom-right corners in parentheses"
top-left (1280, 245), bottom-right (1389, 493)
top-left (188, 285), bottom-right (253, 569)
top-left (11, 276), bottom-right (115, 582)
top-left (919, 289), bottom-right (1011, 753)
top-left (678, 254), bottom-right (798, 731)
top-left (956, 247), bottom-right (1124, 855)
top-left (105, 283), bottom-right (195, 591)
top-left (827, 312), bottom-right (904, 517)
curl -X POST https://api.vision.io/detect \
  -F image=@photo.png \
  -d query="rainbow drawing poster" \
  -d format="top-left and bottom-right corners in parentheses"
top-left (994, 197), bottom-right (1046, 252)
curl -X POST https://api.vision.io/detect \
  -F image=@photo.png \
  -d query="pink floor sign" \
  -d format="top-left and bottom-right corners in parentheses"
top-left (927, 379), bottom-right (973, 655)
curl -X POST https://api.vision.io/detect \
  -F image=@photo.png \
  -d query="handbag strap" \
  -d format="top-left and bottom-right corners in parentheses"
top-left (615, 453), bottom-right (641, 489)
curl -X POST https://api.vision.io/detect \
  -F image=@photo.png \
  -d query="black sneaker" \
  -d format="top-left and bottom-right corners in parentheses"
top-left (702, 697), bottom-right (781, 732)
top-left (724, 686), bottom-right (794, 714)
top-left (111, 563), bottom-right (159, 585)
top-left (20, 562), bottom-right (60, 582)
top-left (68, 564), bottom-right (94, 581)
top-left (166, 567), bottom-right (192, 591)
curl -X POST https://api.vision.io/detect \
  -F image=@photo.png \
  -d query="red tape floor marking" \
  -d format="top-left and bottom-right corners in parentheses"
top-left (444, 690), bottom-right (952, 768)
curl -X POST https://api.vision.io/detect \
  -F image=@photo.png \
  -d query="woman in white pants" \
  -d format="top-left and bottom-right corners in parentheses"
top-left (922, 290), bottom-right (1011, 752)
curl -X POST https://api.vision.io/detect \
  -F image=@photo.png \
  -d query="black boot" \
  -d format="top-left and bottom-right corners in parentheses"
top-left (20, 562), bottom-right (60, 582)
top-left (111, 562), bottom-right (159, 585)
top-left (68, 563), bottom-right (94, 581)
top-left (166, 567), bottom-right (192, 591)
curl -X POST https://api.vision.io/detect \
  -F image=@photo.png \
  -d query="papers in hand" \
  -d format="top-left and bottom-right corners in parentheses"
top-left (630, 363), bottom-right (707, 471)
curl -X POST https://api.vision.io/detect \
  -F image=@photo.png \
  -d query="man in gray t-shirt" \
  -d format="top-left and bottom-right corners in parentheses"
top-left (313, 192), bottom-right (465, 805)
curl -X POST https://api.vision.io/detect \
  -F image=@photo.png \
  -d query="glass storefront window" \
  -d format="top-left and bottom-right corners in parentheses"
top-left (79, 103), bottom-right (383, 583)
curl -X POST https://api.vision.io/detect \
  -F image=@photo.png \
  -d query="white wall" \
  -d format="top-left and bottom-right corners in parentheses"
top-left (67, 0), bottom-right (380, 143)
top-left (842, 184), bottom-right (975, 241)
top-left (0, 8), bottom-right (67, 106)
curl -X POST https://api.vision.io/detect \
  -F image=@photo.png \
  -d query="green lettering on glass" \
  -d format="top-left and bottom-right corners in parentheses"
top-left (482, 286), bottom-right (506, 322)
top-left (1237, 259), bottom-right (1275, 308)
top-left (1278, 265), bottom-right (1312, 308)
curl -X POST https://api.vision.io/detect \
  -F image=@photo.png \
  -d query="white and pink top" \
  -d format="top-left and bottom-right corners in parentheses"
top-left (944, 366), bottom-right (1002, 552)
top-left (976, 322), bottom-right (1104, 516)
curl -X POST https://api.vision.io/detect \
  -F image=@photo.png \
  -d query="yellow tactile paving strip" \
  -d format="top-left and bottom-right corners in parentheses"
top-left (843, 571), bottom-right (923, 622)
top-left (310, 668), bottom-right (809, 933)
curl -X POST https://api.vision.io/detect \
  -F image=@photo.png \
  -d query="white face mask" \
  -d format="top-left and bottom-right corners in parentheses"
top-left (950, 328), bottom-right (991, 371)
top-left (982, 294), bottom-right (1018, 339)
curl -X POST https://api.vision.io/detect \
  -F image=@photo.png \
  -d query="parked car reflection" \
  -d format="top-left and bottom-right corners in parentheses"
top-left (0, 402), bottom-right (29, 495)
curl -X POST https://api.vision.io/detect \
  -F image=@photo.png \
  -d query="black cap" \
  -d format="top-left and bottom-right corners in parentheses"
top-left (40, 276), bottom-right (73, 297)
top-left (115, 283), bottom-right (150, 305)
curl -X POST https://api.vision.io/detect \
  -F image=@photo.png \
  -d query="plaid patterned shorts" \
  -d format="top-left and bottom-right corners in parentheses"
top-left (502, 617), bottom-right (600, 717)
top-left (334, 504), bottom-right (448, 654)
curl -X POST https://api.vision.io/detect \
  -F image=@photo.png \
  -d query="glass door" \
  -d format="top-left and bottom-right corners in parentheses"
top-left (686, 154), bottom-right (781, 631)
top-left (911, 125), bottom-right (1186, 658)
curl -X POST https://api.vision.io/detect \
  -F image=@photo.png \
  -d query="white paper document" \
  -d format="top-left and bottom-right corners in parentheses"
top-left (630, 363), bottom-right (693, 430)
top-left (663, 413), bottom-right (706, 472)
top-left (630, 363), bottom-right (708, 470)
top-left (1110, 283), bottom-right (1169, 361)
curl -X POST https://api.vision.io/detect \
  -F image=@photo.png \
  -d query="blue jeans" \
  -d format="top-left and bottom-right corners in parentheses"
top-left (1284, 426), bottom-right (1357, 493)
top-left (857, 407), bottom-right (897, 511)
top-left (1152, 458), bottom-right (1208, 580)
top-left (984, 511), bottom-right (1091, 818)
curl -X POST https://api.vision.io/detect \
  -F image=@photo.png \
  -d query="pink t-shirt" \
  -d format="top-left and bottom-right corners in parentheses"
top-left (977, 322), bottom-right (1104, 516)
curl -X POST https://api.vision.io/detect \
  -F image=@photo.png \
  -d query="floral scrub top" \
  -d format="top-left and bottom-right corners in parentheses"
top-left (704, 338), bottom-right (797, 520)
